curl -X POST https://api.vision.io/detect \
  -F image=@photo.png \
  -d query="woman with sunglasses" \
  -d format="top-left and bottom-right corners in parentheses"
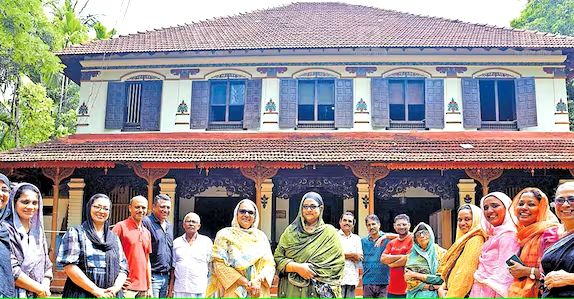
top-left (5, 183), bottom-right (52, 298)
top-left (507, 188), bottom-right (560, 298)
top-left (207, 199), bottom-right (275, 298)
top-left (469, 192), bottom-right (519, 298)
top-left (540, 182), bottom-right (574, 298)
top-left (404, 223), bottom-right (445, 298)
top-left (57, 194), bottom-right (128, 298)
top-left (274, 191), bottom-right (344, 298)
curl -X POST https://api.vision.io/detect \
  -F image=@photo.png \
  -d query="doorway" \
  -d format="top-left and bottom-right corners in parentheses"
top-left (189, 196), bottom-right (241, 239)
top-left (375, 196), bottom-right (441, 233)
top-left (289, 191), bottom-right (345, 228)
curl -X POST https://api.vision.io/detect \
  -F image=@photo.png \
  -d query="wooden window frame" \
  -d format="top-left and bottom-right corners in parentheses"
top-left (389, 78), bottom-right (425, 124)
top-left (209, 79), bottom-right (245, 126)
top-left (297, 79), bottom-right (335, 125)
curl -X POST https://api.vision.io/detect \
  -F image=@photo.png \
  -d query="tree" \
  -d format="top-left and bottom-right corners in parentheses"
top-left (93, 21), bottom-right (117, 40)
top-left (511, 0), bottom-right (574, 130)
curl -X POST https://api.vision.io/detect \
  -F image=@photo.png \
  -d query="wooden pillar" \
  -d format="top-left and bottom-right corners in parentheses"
top-left (465, 168), bottom-right (503, 196)
top-left (240, 164), bottom-right (278, 215)
top-left (42, 167), bottom-right (75, 263)
top-left (347, 162), bottom-right (389, 215)
top-left (457, 178), bottom-right (478, 206)
top-left (159, 178), bottom-right (177, 227)
top-left (356, 179), bottom-right (369, 236)
top-left (67, 178), bottom-right (86, 228)
top-left (129, 163), bottom-right (169, 211)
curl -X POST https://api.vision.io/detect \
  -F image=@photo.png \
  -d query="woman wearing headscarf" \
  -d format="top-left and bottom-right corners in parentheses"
top-left (206, 199), bottom-right (275, 298)
top-left (437, 204), bottom-right (484, 298)
top-left (0, 174), bottom-right (16, 298)
top-left (57, 194), bottom-right (128, 298)
top-left (507, 188), bottom-right (560, 298)
top-left (469, 192), bottom-right (519, 298)
top-left (6, 183), bottom-right (52, 298)
top-left (404, 222), bottom-right (446, 298)
top-left (274, 191), bottom-right (345, 298)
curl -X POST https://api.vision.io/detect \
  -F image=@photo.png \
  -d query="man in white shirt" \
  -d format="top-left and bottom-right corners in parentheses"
top-left (168, 212), bottom-right (213, 298)
top-left (338, 211), bottom-right (363, 298)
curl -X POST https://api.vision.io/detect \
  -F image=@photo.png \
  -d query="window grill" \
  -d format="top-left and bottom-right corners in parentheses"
top-left (389, 120), bottom-right (426, 130)
top-left (125, 82), bottom-right (142, 128)
top-left (480, 121), bottom-right (518, 130)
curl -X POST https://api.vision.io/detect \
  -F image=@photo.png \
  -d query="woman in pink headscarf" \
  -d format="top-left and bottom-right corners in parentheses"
top-left (469, 192), bottom-right (519, 298)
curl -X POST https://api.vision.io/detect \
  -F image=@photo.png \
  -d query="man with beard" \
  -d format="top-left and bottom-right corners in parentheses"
top-left (113, 195), bottom-right (153, 298)
top-left (361, 214), bottom-right (390, 298)
top-left (142, 194), bottom-right (174, 298)
top-left (168, 212), bottom-right (212, 298)
top-left (380, 214), bottom-right (413, 298)
top-left (338, 212), bottom-right (363, 298)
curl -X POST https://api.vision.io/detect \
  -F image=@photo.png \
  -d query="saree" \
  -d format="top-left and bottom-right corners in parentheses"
top-left (470, 192), bottom-right (519, 298)
top-left (274, 194), bottom-right (344, 298)
top-left (508, 189), bottom-right (560, 298)
top-left (540, 231), bottom-right (574, 298)
top-left (405, 223), bottom-right (446, 298)
top-left (437, 204), bottom-right (484, 298)
top-left (207, 199), bottom-right (275, 298)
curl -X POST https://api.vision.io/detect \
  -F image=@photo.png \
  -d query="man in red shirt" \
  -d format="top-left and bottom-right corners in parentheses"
top-left (380, 214), bottom-right (413, 298)
top-left (113, 195), bottom-right (153, 298)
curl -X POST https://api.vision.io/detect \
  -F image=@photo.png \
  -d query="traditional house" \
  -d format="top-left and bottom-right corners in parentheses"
top-left (2, 3), bottom-right (574, 262)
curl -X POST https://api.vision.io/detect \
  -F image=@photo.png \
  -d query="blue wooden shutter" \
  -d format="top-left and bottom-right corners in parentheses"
top-left (190, 81), bottom-right (209, 129)
top-left (515, 77), bottom-right (537, 129)
top-left (462, 78), bottom-right (481, 129)
top-left (105, 81), bottom-right (126, 129)
top-left (140, 81), bottom-right (163, 131)
top-left (335, 79), bottom-right (353, 128)
top-left (279, 79), bottom-right (297, 129)
top-left (371, 78), bottom-right (390, 128)
top-left (424, 78), bottom-right (444, 129)
top-left (243, 79), bottom-right (262, 130)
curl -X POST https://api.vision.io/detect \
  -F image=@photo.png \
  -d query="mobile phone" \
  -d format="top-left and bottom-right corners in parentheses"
top-left (506, 254), bottom-right (525, 267)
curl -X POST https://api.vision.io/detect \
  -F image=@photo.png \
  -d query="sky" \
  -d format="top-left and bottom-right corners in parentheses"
top-left (81, 0), bottom-right (529, 36)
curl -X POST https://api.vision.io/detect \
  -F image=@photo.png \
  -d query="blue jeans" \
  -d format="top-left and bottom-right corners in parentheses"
top-left (151, 273), bottom-right (169, 298)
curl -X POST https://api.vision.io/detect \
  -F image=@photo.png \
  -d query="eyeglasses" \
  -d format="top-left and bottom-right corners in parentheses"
top-left (92, 205), bottom-right (110, 212)
top-left (0, 187), bottom-right (9, 193)
top-left (554, 196), bottom-right (574, 206)
top-left (238, 209), bottom-right (255, 216)
top-left (415, 230), bottom-right (430, 237)
top-left (185, 219), bottom-right (199, 224)
top-left (302, 204), bottom-right (320, 210)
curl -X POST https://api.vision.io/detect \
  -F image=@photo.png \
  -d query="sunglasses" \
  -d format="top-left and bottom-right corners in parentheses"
top-left (415, 230), bottom-right (430, 237)
top-left (238, 209), bottom-right (255, 216)
top-left (554, 196), bottom-right (574, 206)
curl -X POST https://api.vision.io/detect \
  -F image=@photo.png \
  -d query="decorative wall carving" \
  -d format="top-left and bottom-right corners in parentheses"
top-left (256, 67), bottom-right (287, 77)
top-left (177, 176), bottom-right (255, 199)
top-left (274, 177), bottom-right (357, 200)
top-left (170, 68), bottom-right (200, 79)
top-left (385, 71), bottom-right (426, 78)
top-left (125, 74), bottom-right (162, 81)
top-left (345, 67), bottom-right (377, 77)
top-left (296, 71), bottom-right (337, 78)
top-left (475, 72), bottom-right (515, 78)
top-left (436, 67), bottom-right (467, 77)
top-left (211, 73), bottom-right (249, 79)
top-left (543, 67), bottom-right (566, 78)
top-left (489, 172), bottom-right (560, 199)
top-left (375, 177), bottom-right (456, 202)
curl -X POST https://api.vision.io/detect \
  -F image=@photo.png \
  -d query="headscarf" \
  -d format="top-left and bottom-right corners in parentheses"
top-left (295, 191), bottom-right (324, 232)
top-left (508, 188), bottom-right (560, 298)
top-left (438, 204), bottom-right (484, 288)
top-left (81, 194), bottom-right (122, 288)
top-left (0, 174), bottom-right (14, 298)
top-left (0, 174), bottom-right (10, 188)
top-left (405, 223), bottom-right (444, 294)
top-left (479, 192), bottom-right (516, 237)
top-left (0, 173), bottom-right (11, 241)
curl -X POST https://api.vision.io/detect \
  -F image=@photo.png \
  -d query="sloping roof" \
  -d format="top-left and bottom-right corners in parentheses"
top-left (58, 2), bottom-right (574, 56)
top-left (2, 131), bottom-right (574, 170)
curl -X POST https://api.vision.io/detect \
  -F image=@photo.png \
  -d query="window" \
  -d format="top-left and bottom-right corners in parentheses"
top-left (124, 82), bottom-right (142, 130)
top-left (389, 79), bottom-right (425, 122)
top-left (209, 80), bottom-right (245, 126)
top-left (298, 79), bottom-right (335, 122)
top-left (479, 79), bottom-right (516, 123)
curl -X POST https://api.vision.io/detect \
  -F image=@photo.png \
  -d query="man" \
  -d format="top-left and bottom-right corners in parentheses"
top-left (338, 212), bottom-right (363, 298)
top-left (381, 214), bottom-right (413, 298)
top-left (168, 212), bottom-right (212, 298)
top-left (113, 195), bottom-right (153, 298)
top-left (361, 214), bottom-right (390, 298)
top-left (142, 194), bottom-right (174, 298)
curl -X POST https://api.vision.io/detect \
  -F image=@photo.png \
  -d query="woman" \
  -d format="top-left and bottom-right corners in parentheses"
top-left (508, 188), bottom-right (560, 298)
top-left (540, 182), bottom-right (574, 298)
top-left (57, 194), bottom-right (128, 298)
top-left (404, 222), bottom-right (446, 298)
top-left (6, 183), bottom-right (52, 298)
top-left (207, 199), bottom-right (275, 298)
top-left (274, 191), bottom-right (345, 298)
top-left (469, 192), bottom-right (519, 298)
top-left (437, 204), bottom-right (484, 298)
top-left (0, 174), bottom-right (15, 298)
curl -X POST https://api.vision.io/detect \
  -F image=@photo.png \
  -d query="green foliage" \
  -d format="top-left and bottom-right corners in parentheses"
top-left (93, 21), bottom-right (117, 40)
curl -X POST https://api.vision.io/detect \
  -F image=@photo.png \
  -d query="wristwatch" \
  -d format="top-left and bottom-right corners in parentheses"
top-left (428, 284), bottom-right (436, 291)
top-left (529, 267), bottom-right (536, 280)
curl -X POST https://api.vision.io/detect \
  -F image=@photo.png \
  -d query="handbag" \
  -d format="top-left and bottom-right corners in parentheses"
top-left (311, 279), bottom-right (335, 298)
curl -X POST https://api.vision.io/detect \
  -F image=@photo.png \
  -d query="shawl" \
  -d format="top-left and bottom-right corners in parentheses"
top-left (540, 231), bottom-right (574, 298)
top-left (437, 204), bottom-right (484, 296)
top-left (0, 174), bottom-right (14, 298)
top-left (472, 192), bottom-right (519, 297)
top-left (274, 193), bottom-right (344, 287)
top-left (6, 183), bottom-right (52, 297)
top-left (508, 189), bottom-right (560, 298)
top-left (207, 199), bottom-right (275, 297)
top-left (406, 223), bottom-right (445, 295)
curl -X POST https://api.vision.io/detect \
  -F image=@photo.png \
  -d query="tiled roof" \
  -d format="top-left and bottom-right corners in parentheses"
top-left (2, 131), bottom-right (574, 169)
top-left (58, 2), bottom-right (574, 55)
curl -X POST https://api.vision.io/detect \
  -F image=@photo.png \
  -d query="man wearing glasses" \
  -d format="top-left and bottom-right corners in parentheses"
top-left (168, 212), bottom-right (212, 298)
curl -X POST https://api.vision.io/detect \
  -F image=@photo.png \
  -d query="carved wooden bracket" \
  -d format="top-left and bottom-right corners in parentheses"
top-left (241, 164), bottom-right (279, 212)
top-left (465, 168), bottom-right (503, 195)
top-left (42, 167), bottom-right (75, 185)
top-left (128, 163), bottom-right (169, 208)
top-left (346, 162), bottom-right (390, 214)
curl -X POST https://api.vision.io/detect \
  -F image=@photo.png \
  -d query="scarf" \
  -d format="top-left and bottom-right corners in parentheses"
top-left (508, 189), bottom-right (560, 298)
top-left (0, 174), bottom-right (14, 297)
top-left (406, 223), bottom-right (443, 294)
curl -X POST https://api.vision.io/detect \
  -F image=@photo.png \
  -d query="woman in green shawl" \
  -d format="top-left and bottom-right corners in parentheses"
top-left (404, 222), bottom-right (446, 298)
top-left (274, 191), bottom-right (345, 298)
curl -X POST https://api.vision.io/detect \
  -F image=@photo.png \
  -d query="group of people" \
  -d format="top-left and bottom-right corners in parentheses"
top-left (0, 172), bottom-right (573, 299)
